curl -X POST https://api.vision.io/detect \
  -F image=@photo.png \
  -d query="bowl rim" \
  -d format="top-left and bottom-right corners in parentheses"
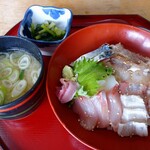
top-left (0, 35), bottom-right (44, 109)
top-left (17, 5), bottom-right (73, 45)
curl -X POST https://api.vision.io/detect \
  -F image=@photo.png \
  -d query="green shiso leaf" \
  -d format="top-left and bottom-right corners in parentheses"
top-left (73, 58), bottom-right (113, 96)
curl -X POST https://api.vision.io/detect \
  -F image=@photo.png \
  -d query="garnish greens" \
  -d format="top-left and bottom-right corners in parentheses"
top-left (73, 58), bottom-right (113, 96)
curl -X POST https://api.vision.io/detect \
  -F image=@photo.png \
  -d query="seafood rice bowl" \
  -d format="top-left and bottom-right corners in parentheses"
top-left (46, 23), bottom-right (150, 150)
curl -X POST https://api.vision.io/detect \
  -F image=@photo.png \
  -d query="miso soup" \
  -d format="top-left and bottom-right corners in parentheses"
top-left (0, 50), bottom-right (42, 105)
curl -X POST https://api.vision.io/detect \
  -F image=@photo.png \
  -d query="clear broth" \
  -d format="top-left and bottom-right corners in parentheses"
top-left (0, 50), bottom-right (41, 105)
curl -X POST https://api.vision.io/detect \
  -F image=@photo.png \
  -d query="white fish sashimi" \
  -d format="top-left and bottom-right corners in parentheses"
top-left (121, 108), bottom-right (148, 123)
top-left (111, 43), bottom-right (150, 66)
top-left (107, 44), bottom-right (150, 85)
top-left (118, 122), bottom-right (148, 137)
top-left (119, 82), bottom-right (147, 96)
top-left (120, 95), bottom-right (146, 109)
top-left (106, 85), bottom-right (122, 131)
top-left (118, 94), bottom-right (149, 137)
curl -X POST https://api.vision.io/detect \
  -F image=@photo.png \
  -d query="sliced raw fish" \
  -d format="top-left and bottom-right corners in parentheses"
top-left (118, 94), bottom-right (149, 136)
top-left (92, 91), bottom-right (110, 128)
top-left (118, 122), bottom-right (148, 137)
top-left (119, 82), bottom-right (147, 96)
top-left (73, 96), bottom-right (98, 130)
top-left (121, 108), bottom-right (148, 123)
top-left (120, 95), bottom-right (146, 109)
top-left (106, 85), bottom-right (122, 130)
top-left (57, 78), bottom-right (79, 103)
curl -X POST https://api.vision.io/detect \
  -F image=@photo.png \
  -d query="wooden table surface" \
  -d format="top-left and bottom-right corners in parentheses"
top-left (1, 0), bottom-right (150, 36)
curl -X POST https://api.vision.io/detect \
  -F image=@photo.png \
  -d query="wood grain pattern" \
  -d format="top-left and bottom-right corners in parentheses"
top-left (0, 0), bottom-right (150, 35)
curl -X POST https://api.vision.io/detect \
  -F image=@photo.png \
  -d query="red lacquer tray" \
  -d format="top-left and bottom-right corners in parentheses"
top-left (1, 15), bottom-right (150, 150)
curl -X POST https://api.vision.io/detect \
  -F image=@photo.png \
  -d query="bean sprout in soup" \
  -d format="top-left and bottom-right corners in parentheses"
top-left (0, 50), bottom-right (41, 105)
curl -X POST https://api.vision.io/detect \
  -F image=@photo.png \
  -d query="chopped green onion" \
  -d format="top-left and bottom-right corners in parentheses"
top-left (10, 51), bottom-right (24, 66)
top-left (11, 80), bottom-right (27, 97)
top-left (0, 53), bottom-right (9, 60)
top-left (31, 68), bottom-right (41, 84)
top-left (0, 62), bottom-right (5, 70)
top-left (19, 70), bottom-right (25, 80)
top-left (18, 54), bottom-right (31, 69)
top-left (0, 67), bottom-right (12, 79)
top-left (8, 69), bottom-right (19, 83)
top-left (0, 90), bottom-right (4, 105)
top-left (0, 85), bottom-right (7, 105)
top-left (2, 80), bottom-right (13, 89)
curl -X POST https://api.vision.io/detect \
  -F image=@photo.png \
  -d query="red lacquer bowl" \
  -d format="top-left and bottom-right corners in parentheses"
top-left (46, 23), bottom-right (150, 150)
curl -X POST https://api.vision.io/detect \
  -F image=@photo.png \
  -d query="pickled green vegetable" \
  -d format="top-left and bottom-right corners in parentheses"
top-left (30, 21), bottom-right (66, 41)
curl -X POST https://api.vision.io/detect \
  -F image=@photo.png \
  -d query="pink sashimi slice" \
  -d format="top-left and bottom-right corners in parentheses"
top-left (73, 96), bottom-right (98, 130)
top-left (73, 91), bottom-right (111, 130)
top-left (57, 78), bottom-right (79, 103)
top-left (92, 91), bottom-right (110, 128)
